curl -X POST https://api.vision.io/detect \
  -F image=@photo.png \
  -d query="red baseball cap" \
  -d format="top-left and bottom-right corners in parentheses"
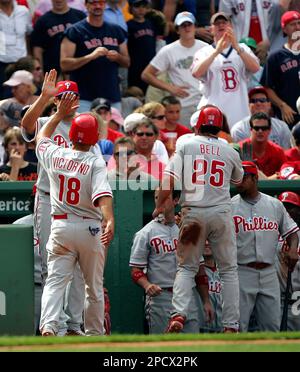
top-left (55, 81), bottom-right (79, 97)
top-left (242, 161), bottom-right (258, 176)
top-left (248, 86), bottom-right (268, 99)
top-left (281, 11), bottom-right (300, 29)
top-left (278, 191), bottom-right (300, 207)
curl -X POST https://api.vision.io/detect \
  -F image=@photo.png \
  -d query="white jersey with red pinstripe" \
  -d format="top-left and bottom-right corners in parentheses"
top-left (165, 135), bottom-right (243, 207)
top-left (36, 137), bottom-right (112, 219)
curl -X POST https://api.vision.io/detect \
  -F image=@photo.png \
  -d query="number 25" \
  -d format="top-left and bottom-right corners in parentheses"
top-left (192, 159), bottom-right (225, 187)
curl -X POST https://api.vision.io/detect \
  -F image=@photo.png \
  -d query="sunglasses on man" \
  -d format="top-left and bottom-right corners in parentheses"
top-left (135, 132), bottom-right (155, 137)
top-left (249, 98), bottom-right (269, 104)
top-left (251, 126), bottom-right (271, 131)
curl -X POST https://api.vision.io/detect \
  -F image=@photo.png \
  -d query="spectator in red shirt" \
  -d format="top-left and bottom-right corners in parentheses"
top-left (239, 112), bottom-right (287, 178)
top-left (160, 95), bottom-right (192, 156)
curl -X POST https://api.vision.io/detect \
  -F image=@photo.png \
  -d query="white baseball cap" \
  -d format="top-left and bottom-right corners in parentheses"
top-left (296, 96), bottom-right (300, 114)
top-left (174, 11), bottom-right (196, 26)
top-left (124, 112), bottom-right (146, 133)
top-left (3, 70), bottom-right (34, 87)
top-left (190, 110), bottom-right (201, 128)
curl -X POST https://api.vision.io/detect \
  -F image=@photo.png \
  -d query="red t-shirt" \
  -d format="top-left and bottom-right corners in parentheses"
top-left (239, 139), bottom-right (287, 176)
top-left (161, 124), bottom-right (192, 139)
top-left (285, 147), bottom-right (300, 162)
top-left (107, 128), bottom-right (124, 143)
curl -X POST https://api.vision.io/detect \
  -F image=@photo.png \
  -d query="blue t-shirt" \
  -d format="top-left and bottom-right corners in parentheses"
top-left (64, 19), bottom-right (125, 102)
top-left (31, 8), bottom-right (86, 73)
top-left (127, 19), bottom-right (156, 91)
top-left (260, 46), bottom-right (300, 127)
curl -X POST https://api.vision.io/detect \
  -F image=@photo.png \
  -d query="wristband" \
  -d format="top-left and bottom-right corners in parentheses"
top-left (131, 270), bottom-right (147, 284)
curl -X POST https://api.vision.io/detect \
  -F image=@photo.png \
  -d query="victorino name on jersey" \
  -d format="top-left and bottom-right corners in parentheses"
top-left (52, 157), bottom-right (90, 175)
top-left (233, 215), bottom-right (279, 234)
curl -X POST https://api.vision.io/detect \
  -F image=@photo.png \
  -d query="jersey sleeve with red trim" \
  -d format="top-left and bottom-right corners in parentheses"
top-left (91, 157), bottom-right (113, 206)
top-left (230, 149), bottom-right (244, 184)
top-left (277, 200), bottom-right (300, 239)
top-left (129, 228), bottom-right (149, 268)
top-left (164, 141), bottom-right (184, 182)
top-left (36, 137), bottom-right (59, 171)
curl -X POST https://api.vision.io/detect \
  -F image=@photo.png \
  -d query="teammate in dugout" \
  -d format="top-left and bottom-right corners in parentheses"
top-left (130, 188), bottom-right (214, 334)
top-left (231, 161), bottom-right (299, 332)
top-left (276, 191), bottom-right (300, 331)
top-left (153, 105), bottom-right (244, 333)
top-left (36, 94), bottom-right (114, 336)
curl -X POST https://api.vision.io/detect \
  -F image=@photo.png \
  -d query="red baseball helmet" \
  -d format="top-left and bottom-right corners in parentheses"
top-left (69, 114), bottom-right (99, 145)
top-left (278, 191), bottom-right (300, 207)
top-left (194, 106), bottom-right (223, 131)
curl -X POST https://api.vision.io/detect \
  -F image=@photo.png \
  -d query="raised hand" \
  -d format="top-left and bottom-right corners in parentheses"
top-left (41, 69), bottom-right (58, 98)
top-left (56, 92), bottom-right (79, 118)
top-left (215, 32), bottom-right (230, 54)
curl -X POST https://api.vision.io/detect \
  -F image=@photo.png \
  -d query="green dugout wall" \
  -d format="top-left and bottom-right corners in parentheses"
top-left (0, 180), bottom-right (299, 335)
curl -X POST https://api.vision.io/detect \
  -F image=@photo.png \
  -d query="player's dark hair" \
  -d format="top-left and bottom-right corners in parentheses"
top-left (161, 96), bottom-right (181, 107)
top-left (249, 112), bottom-right (271, 128)
top-left (199, 125), bottom-right (220, 135)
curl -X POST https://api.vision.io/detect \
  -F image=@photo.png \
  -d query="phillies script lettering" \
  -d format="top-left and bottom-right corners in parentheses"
top-left (233, 215), bottom-right (279, 234)
top-left (150, 237), bottom-right (178, 254)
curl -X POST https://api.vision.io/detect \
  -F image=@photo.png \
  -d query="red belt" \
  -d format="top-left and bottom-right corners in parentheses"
top-left (242, 262), bottom-right (271, 270)
top-left (53, 214), bottom-right (93, 220)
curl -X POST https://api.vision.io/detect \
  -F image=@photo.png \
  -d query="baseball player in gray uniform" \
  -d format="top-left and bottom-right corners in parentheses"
top-left (153, 105), bottom-right (244, 333)
top-left (21, 70), bottom-right (100, 335)
top-left (36, 96), bottom-right (114, 336)
top-left (276, 191), bottom-right (300, 331)
top-left (130, 189), bottom-right (214, 334)
top-left (199, 241), bottom-right (223, 333)
top-left (231, 162), bottom-right (299, 332)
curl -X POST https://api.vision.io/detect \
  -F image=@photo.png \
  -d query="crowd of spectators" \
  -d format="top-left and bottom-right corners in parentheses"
top-left (0, 0), bottom-right (299, 183)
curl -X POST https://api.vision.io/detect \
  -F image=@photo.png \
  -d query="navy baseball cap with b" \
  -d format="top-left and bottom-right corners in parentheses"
top-left (174, 12), bottom-right (196, 26)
